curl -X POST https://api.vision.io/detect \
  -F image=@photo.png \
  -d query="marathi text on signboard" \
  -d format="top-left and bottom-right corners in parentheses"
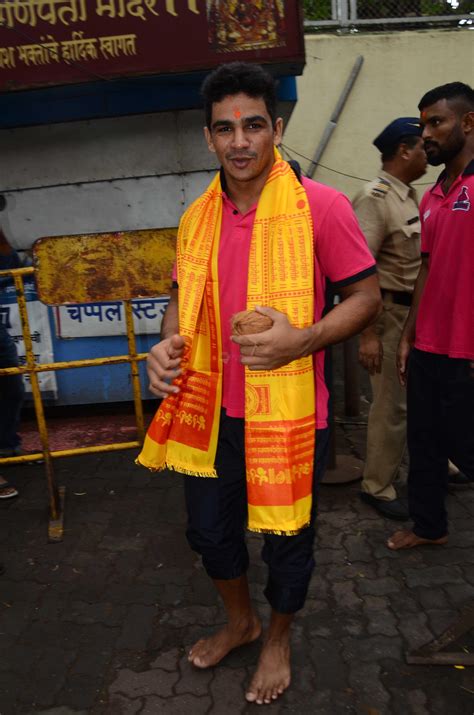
top-left (55, 296), bottom-right (169, 338)
top-left (0, 0), bottom-right (304, 91)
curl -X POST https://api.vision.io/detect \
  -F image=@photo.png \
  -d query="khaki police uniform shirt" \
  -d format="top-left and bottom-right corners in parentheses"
top-left (352, 169), bottom-right (421, 292)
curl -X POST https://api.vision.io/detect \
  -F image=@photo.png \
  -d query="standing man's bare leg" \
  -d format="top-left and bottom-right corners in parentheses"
top-left (188, 574), bottom-right (262, 668)
top-left (246, 610), bottom-right (293, 705)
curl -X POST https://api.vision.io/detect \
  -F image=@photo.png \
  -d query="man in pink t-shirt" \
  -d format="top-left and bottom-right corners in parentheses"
top-left (388, 82), bottom-right (474, 552)
top-left (145, 63), bottom-right (380, 705)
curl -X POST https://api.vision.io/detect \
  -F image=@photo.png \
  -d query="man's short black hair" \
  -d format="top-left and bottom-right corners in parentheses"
top-left (201, 62), bottom-right (278, 129)
top-left (381, 134), bottom-right (420, 163)
top-left (418, 82), bottom-right (474, 116)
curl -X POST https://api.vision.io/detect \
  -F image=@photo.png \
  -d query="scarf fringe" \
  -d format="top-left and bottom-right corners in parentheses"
top-left (135, 456), bottom-right (217, 478)
top-left (247, 520), bottom-right (311, 536)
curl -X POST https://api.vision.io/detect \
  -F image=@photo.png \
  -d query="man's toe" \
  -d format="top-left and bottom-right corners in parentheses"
top-left (245, 688), bottom-right (258, 703)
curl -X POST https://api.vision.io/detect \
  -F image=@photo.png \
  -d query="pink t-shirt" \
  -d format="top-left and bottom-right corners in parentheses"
top-left (217, 176), bottom-right (375, 428)
top-left (415, 161), bottom-right (474, 360)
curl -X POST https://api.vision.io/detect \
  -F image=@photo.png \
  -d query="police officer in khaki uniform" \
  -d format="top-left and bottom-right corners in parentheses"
top-left (354, 118), bottom-right (427, 520)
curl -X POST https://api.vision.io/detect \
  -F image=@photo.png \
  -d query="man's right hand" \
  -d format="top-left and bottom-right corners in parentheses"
top-left (147, 334), bottom-right (185, 398)
top-left (358, 333), bottom-right (383, 375)
top-left (396, 335), bottom-right (412, 387)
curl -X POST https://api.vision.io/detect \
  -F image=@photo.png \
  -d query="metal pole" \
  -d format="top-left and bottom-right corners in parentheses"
top-left (339, 0), bottom-right (349, 28)
top-left (124, 299), bottom-right (146, 443)
top-left (349, 0), bottom-right (358, 21)
top-left (308, 55), bottom-right (364, 178)
top-left (13, 273), bottom-right (64, 539)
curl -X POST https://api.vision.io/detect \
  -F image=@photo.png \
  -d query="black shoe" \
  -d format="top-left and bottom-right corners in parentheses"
top-left (359, 492), bottom-right (409, 521)
top-left (448, 470), bottom-right (473, 486)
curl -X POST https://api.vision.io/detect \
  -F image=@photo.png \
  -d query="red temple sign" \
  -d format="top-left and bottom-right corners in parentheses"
top-left (0, 0), bottom-right (305, 92)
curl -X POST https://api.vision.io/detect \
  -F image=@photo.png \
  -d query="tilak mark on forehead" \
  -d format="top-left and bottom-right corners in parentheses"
top-left (233, 107), bottom-right (241, 119)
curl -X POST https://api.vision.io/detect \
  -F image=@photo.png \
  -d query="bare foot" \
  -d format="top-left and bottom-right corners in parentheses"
top-left (188, 614), bottom-right (261, 668)
top-left (387, 529), bottom-right (448, 550)
top-left (245, 637), bottom-right (291, 705)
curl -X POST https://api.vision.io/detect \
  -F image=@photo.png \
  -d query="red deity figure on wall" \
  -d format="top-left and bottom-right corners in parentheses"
top-left (207, 0), bottom-right (286, 53)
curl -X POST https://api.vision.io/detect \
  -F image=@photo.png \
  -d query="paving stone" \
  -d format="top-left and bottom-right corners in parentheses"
top-left (396, 612), bottom-right (433, 650)
top-left (348, 661), bottom-right (391, 711)
top-left (101, 583), bottom-right (160, 605)
top-left (425, 608), bottom-right (459, 636)
top-left (309, 637), bottom-right (348, 690)
top-left (141, 694), bottom-right (212, 714)
top-left (325, 562), bottom-right (377, 581)
top-left (344, 534), bottom-right (373, 562)
top-left (417, 586), bottom-right (451, 611)
top-left (150, 647), bottom-right (180, 671)
top-left (109, 667), bottom-right (178, 698)
top-left (403, 565), bottom-right (465, 588)
top-left (99, 536), bottom-right (145, 552)
top-left (365, 609), bottom-right (398, 637)
top-left (63, 601), bottom-right (126, 627)
top-left (55, 674), bottom-right (104, 710)
top-left (357, 576), bottom-right (400, 597)
top-left (314, 547), bottom-right (346, 566)
top-left (103, 695), bottom-right (142, 714)
top-left (0, 600), bottom-right (35, 636)
top-left (31, 708), bottom-right (88, 715)
top-left (116, 604), bottom-right (158, 650)
top-left (343, 635), bottom-right (402, 662)
top-left (165, 605), bottom-right (220, 628)
top-left (387, 590), bottom-right (420, 614)
top-left (332, 581), bottom-right (363, 609)
top-left (209, 666), bottom-right (247, 709)
top-left (444, 582), bottom-right (474, 607)
top-left (175, 653), bottom-right (214, 696)
top-left (406, 689), bottom-right (431, 715)
top-left (70, 648), bottom-right (113, 677)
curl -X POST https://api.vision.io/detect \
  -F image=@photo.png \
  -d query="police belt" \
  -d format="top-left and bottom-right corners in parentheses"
top-left (381, 289), bottom-right (412, 307)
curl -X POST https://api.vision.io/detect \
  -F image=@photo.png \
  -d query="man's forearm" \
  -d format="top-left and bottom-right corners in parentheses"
top-left (305, 275), bottom-right (382, 354)
top-left (160, 288), bottom-right (179, 340)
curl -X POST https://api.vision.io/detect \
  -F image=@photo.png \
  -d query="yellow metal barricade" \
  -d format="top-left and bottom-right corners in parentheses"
top-left (0, 228), bottom-right (176, 541)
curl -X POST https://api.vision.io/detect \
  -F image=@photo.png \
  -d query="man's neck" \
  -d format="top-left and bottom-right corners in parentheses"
top-left (442, 147), bottom-right (474, 194)
top-left (223, 166), bottom-right (272, 214)
top-left (381, 163), bottom-right (411, 187)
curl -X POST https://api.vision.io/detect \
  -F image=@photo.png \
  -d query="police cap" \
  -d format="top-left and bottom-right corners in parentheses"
top-left (373, 117), bottom-right (423, 154)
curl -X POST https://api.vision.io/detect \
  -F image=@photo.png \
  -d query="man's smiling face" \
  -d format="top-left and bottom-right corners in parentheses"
top-left (204, 92), bottom-right (282, 185)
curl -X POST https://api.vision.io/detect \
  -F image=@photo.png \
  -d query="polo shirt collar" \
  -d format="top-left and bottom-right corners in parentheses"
top-left (431, 158), bottom-right (474, 193)
top-left (379, 169), bottom-right (411, 201)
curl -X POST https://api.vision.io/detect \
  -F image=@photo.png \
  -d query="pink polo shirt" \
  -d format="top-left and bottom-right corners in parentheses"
top-left (217, 176), bottom-right (375, 428)
top-left (415, 160), bottom-right (474, 360)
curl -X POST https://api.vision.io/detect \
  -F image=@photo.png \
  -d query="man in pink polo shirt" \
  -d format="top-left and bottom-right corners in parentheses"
top-left (388, 82), bottom-right (474, 551)
top-left (145, 63), bottom-right (380, 704)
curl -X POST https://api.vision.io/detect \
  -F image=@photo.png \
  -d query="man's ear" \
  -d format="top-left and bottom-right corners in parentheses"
top-left (398, 143), bottom-right (411, 161)
top-left (461, 111), bottom-right (474, 135)
top-left (204, 126), bottom-right (216, 153)
top-left (273, 117), bottom-right (283, 146)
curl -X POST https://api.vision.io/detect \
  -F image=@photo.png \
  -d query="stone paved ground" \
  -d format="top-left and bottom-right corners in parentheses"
top-left (1, 356), bottom-right (474, 714)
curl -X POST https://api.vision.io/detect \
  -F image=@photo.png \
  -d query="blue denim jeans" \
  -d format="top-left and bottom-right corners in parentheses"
top-left (184, 410), bottom-right (330, 614)
top-left (0, 326), bottom-right (25, 451)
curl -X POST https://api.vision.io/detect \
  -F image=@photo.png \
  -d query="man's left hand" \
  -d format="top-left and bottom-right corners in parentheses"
top-left (231, 306), bottom-right (313, 371)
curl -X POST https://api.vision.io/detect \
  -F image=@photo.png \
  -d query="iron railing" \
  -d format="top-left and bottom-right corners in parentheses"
top-left (304, 0), bottom-right (474, 29)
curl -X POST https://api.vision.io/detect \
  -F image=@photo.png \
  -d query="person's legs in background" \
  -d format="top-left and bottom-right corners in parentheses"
top-left (0, 328), bottom-right (24, 498)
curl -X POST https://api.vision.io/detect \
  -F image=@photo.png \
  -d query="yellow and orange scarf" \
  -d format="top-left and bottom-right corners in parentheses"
top-left (138, 149), bottom-right (316, 535)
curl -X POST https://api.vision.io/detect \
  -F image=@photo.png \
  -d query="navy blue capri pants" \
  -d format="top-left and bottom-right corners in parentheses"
top-left (184, 410), bottom-right (329, 614)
